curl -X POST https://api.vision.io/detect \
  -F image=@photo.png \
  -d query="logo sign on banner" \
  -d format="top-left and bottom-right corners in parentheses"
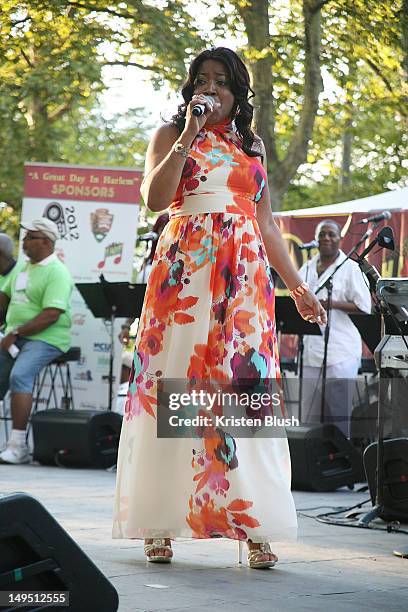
top-left (21, 162), bottom-right (142, 411)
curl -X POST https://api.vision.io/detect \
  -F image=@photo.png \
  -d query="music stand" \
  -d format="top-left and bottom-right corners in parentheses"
top-left (275, 296), bottom-right (322, 420)
top-left (76, 278), bottom-right (147, 410)
top-left (349, 312), bottom-right (405, 354)
top-left (275, 296), bottom-right (322, 336)
top-left (349, 313), bottom-right (382, 355)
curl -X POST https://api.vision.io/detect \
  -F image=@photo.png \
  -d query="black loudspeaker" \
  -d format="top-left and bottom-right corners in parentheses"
top-left (0, 494), bottom-right (118, 612)
top-left (287, 424), bottom-right (364, 491)
top-left (31, 409), bottom-right (122, 468)
top-left (363, 437), bottom-right (408, 522)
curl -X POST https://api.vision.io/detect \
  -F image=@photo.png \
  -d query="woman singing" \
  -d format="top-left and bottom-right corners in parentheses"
top-left (113, 47), bottom-right (325, 569)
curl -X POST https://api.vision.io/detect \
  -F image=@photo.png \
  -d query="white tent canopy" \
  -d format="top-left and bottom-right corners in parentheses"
top-left (279, 186), bottom-right (408, 216)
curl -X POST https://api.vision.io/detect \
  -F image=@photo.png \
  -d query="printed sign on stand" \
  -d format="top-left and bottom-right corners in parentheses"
top-left (21, 162), bottom-right (142, 411)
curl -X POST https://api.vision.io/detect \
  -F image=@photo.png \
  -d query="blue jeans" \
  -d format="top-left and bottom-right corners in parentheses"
top-left (0, 338), bottom-right (63, 398)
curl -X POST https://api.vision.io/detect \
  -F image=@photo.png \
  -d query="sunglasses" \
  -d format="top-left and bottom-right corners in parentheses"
top-left (23, 234), bottom-right (46, 241)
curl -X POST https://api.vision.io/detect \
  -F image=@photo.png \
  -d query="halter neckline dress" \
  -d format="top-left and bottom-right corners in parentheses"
top-left (113, 120), bottom-right (297, 542)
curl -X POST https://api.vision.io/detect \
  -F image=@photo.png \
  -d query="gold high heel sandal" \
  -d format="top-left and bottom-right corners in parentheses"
top-left (246, 542), bottom-right (278, 569)
top-left (144, 538), bottom-right (173, 563)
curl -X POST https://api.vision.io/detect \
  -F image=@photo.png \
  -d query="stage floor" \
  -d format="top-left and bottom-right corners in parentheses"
top-left (0, 464), bottom-right (407, 612)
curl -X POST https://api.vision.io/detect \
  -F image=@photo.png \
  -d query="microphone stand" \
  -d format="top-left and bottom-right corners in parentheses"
top-left (99, 274), bottom-right (116, 411)
top-left (320, 277), bottom-right (333, 425)
top-left (298, 247), bottom-right (313, 421)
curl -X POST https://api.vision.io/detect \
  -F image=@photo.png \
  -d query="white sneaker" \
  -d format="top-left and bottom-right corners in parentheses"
top-left (0, 442), bottom-right (30, 465)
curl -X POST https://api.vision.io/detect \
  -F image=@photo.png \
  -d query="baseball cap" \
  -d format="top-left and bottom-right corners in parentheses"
top-left (21, 218), bottom-right (59, 242)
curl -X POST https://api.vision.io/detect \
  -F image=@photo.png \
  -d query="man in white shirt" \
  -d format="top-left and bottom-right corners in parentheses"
top-left (299, 219), bottom-right (372, 438)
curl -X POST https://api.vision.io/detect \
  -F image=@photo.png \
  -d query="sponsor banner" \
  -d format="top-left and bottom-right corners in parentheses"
top-left (21, 162), bottom-right (142, 410)
top-left (24, 163), bottom-right (142, 203)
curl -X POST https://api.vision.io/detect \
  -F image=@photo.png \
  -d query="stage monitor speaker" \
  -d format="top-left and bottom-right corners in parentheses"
top-left (0, 493), bottom-right (118, 612)
top-left (363, 437), bottom-right (408, 522)
top-left (32, 409), bottom-right (122, 468)
top-left (287, 424), bottom-right (364, 491)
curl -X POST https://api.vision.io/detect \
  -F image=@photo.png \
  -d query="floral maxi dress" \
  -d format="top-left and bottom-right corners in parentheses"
top-left (113, 120), bottom-right (297, 542)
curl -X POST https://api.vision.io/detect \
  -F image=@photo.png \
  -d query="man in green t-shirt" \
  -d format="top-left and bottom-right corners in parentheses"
top-left (0, 218), bottom-right (73, 464)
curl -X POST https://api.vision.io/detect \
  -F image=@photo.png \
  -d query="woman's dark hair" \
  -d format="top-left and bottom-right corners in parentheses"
top-left (172, 47), bottom-right (260, 157)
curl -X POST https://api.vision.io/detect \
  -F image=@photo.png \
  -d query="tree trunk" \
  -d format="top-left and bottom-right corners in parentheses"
top-left (21, 45), bottom-right (55, 161)
top-left (339, 123), bottom-right (353, 192)
top-left (236, 0), bottom-right (278, 166)
top-left (271, 0), bottom-right (324, 208)
top-left (25, 98), bottom-right (55, 162)
top-left (237, 0), bottom-right (324, 210)
top-left (402, 0), bottom-right (408, 83)
top-left (338, 61), bottom-right (356, 193)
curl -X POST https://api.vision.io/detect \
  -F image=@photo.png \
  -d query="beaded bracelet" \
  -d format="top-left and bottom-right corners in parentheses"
top-left (289, 281), bottom-right (309, 300)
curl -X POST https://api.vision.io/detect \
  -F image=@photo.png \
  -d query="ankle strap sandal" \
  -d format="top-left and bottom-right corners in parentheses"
top-left (247, 543), bottom-right (278, 569)
top-left (144, 538), bottom-right (173, 563)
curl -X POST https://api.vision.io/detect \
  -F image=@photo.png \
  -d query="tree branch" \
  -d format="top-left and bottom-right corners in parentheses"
top-left (270, 34), bottom-right (301, 41)
top-left (365, 57), bottom-right (394, 94)
top-left (102, 61), bottom-right (155, 71)
top-left (12, 15), bottom-right (32, 27)
top-left (67, 1), bottom-right (135, 21)
top-left (48, 103), bottom-right (73, 122)
top-left (20, 49), bottom-right (33, 68)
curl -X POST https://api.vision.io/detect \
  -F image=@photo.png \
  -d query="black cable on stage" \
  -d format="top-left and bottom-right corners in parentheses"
top-left (297, 497), bottom-right (371, 520)
top-left (297, 505), bottom-right (350, 512)
top-left (297, 498), bottom-right (408, 535)
top-left (314, 514), bottom-right (408, 535)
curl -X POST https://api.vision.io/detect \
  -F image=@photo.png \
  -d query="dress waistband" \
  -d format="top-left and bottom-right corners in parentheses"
top-left (169, 194), bottom-right (257, 219)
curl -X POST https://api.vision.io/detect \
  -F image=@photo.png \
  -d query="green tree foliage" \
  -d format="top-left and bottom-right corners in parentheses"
top-left (285, 0), bottom-right (407, 209)
top-left (0, 2), bottom-right (106, 214)
top-left (1, 0), bottom-right (406, 227)
top-left (0, 0), bottom-right (202, 223)
top-left (63, 0), bottom-right (204, 87)
top-left (58, 105), bottom-right (148, 168)
top-left (0, 2), bottom-right (106, 156)
top-left (209, 0), bottom-right (406, 210)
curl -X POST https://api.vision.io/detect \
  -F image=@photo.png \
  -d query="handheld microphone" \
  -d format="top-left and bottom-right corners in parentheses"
top-left (357, 211), bottom-right (391, 224)
top-left (192, 104), bottom-right (206, 117)
top-left (299, 240), bottom-right (318, 250)
top-left (138, 231), bottom-right (158, 242)
top-left (192, 95), bottom-right (214, 117)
